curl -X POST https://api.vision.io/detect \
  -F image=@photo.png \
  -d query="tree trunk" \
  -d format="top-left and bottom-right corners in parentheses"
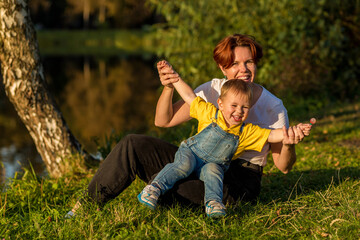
top-left (0, 0), bottom-right (90, 177)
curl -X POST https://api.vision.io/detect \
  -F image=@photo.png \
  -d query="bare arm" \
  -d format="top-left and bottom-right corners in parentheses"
top-left (172, 78), bottom-right (197, 106)
top-left (154, 60), bottom-right (193, 127)
top-left (268, 124), bottom-right (312, 143)
top-left (158, 60), bottom-right (196, 105)
top-left (271, 142), bottom-right (296, 174)
top-left (268, 123), bottom-right (313, 173)
top-left (155, 93), bottom-right (192, 127)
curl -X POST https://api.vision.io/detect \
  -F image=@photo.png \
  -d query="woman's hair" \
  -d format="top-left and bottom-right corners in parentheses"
top-left (213, 34), bottom-right (263, 69)
top-left (220, 79), bottom-right (253, 102)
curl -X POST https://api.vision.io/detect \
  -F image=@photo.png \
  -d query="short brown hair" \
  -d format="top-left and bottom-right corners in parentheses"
top-left (213, 34), bottom-right (263, 69)
top-left (220, 79), bottom-right (253, 102)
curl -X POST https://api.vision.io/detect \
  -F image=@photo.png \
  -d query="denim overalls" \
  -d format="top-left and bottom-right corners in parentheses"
top-left (153, 110), bottom-right (244, 204)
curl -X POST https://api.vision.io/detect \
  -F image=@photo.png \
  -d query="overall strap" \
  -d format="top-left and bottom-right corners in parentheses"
top-left (239, 122), bottom-right (245, 133)
top-left (210, 109), bottom-right (219, 123)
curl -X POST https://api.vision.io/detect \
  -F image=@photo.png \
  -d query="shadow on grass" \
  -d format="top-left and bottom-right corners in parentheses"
top-left (149, 167), bottom-right (359, 218)
top-left (75, 166), bottom-right (359, 222)
top-left (259, 166), bottom-right (360, 203)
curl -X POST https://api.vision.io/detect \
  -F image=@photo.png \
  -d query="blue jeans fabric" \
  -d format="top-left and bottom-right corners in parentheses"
top-left (153, 117), bottom-right (244, 204)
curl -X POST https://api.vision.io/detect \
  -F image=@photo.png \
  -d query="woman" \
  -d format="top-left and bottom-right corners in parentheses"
top-left (66, 34), bottom-right (303, 217)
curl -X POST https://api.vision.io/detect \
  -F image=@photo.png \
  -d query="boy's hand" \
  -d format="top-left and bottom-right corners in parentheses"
top-left (297, 123), bottom-right (312, 136)
top-left (282, 121), bottom-right (313, 145)
top-left (157, 60), bottom-right (180, 88)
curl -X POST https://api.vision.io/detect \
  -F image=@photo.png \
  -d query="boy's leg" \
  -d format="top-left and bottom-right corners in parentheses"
top-left (138, 145), bottom-right (197, 210)
top-left (167, 159), bottom-right (262, 206)
top-left (83, 135), bottom-right (261, 208)
top-left (198, 163), bottom-right (225, 204)
top-left (152, 145), bottom-right (197, 193)
top-left (199, 163), bottom-right (226, 218)
top-left (86, 134), bottom-right (178, 205)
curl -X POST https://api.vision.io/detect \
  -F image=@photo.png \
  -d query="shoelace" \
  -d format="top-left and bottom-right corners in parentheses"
top-left (144, 184), bottom-right (160, 198)
top-left (208, 201), bottom-right (225, 210)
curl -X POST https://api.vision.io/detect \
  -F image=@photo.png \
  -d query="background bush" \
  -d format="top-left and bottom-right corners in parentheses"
top-left (149, 0), bottom-right (360, 107)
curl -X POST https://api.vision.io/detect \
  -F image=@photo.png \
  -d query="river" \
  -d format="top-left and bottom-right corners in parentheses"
top-left (0, 55), bottom-right (160, 183)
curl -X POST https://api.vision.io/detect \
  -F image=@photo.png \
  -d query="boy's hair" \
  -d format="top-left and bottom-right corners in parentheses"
top-left (220, 79), bottom-right (253, 101)
top-left (213, 34), bottom-right (263, 69)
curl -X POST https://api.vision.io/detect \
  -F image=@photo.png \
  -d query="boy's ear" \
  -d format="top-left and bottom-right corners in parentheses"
top-left (217, 98), bottom-right (223, 110)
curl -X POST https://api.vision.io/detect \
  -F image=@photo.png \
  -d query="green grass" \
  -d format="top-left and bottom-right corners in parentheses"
top-left (1, 101), bottom-right (359, 239)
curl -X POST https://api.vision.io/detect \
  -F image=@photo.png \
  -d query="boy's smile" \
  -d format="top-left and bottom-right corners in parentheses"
top-left (217, 89), bottom-right (250, 128)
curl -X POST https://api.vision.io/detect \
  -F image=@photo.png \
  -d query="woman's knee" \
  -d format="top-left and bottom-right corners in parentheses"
top-left (116, 134), bottom-right (151, 153)
top-left (120, 134), bottom-right (142, 146)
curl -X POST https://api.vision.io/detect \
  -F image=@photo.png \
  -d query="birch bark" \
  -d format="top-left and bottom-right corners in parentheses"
top-left (0, 0), bottom-right (88, 177)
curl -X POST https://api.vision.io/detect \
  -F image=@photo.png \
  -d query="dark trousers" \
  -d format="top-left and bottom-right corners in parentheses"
top-left (87, 134), bottom-right (262, 206)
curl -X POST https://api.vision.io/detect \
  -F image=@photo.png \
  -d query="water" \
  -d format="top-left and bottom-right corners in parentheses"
top-left (0, 55), bottom-right (159, 182)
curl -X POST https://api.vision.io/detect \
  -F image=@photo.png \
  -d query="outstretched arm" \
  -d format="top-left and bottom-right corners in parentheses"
top-left (157, 60), bottom-right (196, 105)
top-left (268, 122), bottom-right (313, 173)
top-left (268, 123), bottom-right (312, 143)
top-left (154, 61), bottom-right (193, 127)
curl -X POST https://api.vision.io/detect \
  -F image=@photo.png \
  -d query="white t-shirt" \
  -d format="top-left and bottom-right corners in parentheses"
top-left (194, 78), bottom-right (289, 166)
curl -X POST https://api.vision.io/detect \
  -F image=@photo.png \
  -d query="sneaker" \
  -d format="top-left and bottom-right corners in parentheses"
top-left (137, 184), bottom-right (161, 210)
top-left (205, 201), bottom-right (226, 218)
top-left (64, 210), bottom-right (75, 219)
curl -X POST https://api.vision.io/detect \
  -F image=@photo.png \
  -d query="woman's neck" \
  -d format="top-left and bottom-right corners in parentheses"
top-left (250, 83), bottom-right (263, 107)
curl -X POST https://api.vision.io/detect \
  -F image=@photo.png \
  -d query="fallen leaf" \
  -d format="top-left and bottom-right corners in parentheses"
top-left (321, 232), bottom-right (329, 237)
top-left (276, 208), bottom-right (281, 216)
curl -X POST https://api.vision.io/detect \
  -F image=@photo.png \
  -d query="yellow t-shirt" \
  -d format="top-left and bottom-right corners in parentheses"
top-left (190, 96), bottom-right (271, 160)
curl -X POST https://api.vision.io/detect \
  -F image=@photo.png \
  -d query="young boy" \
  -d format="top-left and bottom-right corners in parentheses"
top-left (138, 60), bottom-right (312, 218)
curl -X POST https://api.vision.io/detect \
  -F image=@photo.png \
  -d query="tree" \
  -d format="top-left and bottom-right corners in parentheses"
top-left (149, 0), bottom-right (360, 102)
top-left (0, 0), bottom-right (94, 177)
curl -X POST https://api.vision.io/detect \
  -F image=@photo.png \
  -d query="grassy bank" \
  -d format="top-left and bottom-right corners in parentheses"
top-left (1, 101), bottom-right (359, 239)
top-left (36, 29), bottom-right (156, 56)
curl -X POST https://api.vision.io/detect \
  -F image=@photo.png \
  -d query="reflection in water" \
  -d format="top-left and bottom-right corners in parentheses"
top-left (56, 57), bottom-right (159, 152)
top-left (0, 145), bottom-right (45, 183)
top-left (0, 56), bottom-right (159, 182)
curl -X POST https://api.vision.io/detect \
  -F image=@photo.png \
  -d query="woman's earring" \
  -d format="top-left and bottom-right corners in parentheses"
top-left (224, 75), bottom-right (227, 80)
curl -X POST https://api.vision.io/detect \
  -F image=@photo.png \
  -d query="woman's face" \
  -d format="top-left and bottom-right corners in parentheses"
top-left (219, 46), bottom-right (257, 83)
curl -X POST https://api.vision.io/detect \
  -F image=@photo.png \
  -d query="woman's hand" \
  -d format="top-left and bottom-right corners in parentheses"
top-left (282, 123), bottom-right (312, 145)
top-left (157, 60), bottom-right (180, 88)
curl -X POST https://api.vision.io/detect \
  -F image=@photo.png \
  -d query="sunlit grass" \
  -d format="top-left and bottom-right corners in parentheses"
top-left (1, 101), bottom-right (359, 239)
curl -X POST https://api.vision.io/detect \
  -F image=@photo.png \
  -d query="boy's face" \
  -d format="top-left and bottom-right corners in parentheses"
top-left (217, 90), bottom-right (250, 128)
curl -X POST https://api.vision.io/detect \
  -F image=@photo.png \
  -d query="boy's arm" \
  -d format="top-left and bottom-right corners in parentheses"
top-left (270, 121), bottom-right (313, 173)
top-left (268, 124), bottom-right (312, 143)
top-left (159, 60), bottom-right (196, 106)
top-left (172, 79), bottom-right (197, 106)
top-left (154, 61), bottom-right (193, 127)
top-left (267, 128), bottom-right (284, 143)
